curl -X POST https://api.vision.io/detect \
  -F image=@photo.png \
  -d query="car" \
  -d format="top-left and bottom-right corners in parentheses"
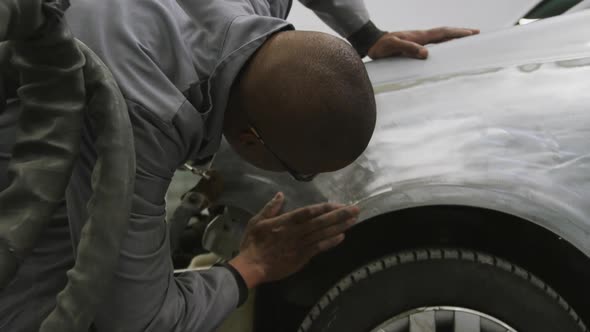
top-left (288, 0), bottom-right (587, 36)
top-left (181, 8), bottom-right (590, 332)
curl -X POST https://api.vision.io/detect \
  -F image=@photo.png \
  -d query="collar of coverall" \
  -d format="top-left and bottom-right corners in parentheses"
top-left (181, 17), bottom-right (294, 162)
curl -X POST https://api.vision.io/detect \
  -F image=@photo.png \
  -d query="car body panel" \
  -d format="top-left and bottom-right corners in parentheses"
top-left (212, 11), bottom-right (590, 256)
top-left (288, 0), bottom-right (544, 35)
top-left (567, 0), bottom-right (590, 13)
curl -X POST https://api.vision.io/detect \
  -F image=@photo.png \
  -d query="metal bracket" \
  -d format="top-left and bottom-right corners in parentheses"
top-left (202, 206), bottom-right (250, 259)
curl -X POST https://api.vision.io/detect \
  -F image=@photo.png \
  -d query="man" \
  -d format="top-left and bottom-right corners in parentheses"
top-left (0, 0), bottom-right (478, 331)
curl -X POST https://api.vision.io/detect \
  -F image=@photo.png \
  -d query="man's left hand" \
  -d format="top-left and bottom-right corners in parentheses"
top-left (368, 27), bottom-right (480, 60)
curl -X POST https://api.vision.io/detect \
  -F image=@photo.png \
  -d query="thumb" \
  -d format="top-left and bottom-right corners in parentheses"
top-left (253, 192), bottom-right (285, 221)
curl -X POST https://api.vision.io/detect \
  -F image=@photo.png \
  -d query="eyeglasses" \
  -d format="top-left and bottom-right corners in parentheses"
top-left (247, 123), bottom-right (317, 182)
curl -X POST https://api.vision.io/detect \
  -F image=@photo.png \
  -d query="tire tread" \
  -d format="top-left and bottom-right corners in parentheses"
top-left (297, 248), bottom-right (588, 332)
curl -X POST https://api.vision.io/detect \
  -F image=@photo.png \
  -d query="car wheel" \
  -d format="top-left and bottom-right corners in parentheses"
top-left (299, 248), bottom-right (587, 332)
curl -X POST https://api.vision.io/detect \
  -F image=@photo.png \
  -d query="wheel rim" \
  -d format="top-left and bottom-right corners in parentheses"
top-left (370, 306), bottom-right (518, 332)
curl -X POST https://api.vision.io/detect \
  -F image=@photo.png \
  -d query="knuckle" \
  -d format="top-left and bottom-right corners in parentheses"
top-left (318, 229), bottom-right (330, 239)
top-left (385, 37), bottom-right (399, 45)
top-left (311, 205), bottom-right (325, 217)
top-left (302, 206), bottom-right (315, 217)
top-left (336, 220), bottom-right (349, 229)
top-left (339, 220), bottom-right (352, 231)
top-left (314, 242), bottom-right (324, 252)
top-left (306, 247), bottom-right (318, 258)
top-left (339, 208), bottom-right (352, 218)
top-left (324, 202), bottom-right (338, 212)
top-left (301, 209), bottom-right (313, 221)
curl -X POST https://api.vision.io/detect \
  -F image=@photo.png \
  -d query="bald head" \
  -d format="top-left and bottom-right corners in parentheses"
top-left (225, 30), bottom-right (376, 175)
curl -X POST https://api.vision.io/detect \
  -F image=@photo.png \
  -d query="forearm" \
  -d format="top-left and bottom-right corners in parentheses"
top-left (66, 105), bottom-right (243, 332)
top-left (299, 0), bottom-right (369, 37)
top-left (298, 0), bottom-right (385, 57)
top-left (91, 247), bottom-right (243, 332)
top-left (169, 267), bottom-right (244, 332)
top-left (69, 178), bottom-right (244, 332)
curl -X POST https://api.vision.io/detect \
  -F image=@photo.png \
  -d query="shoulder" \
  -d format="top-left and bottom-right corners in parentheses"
top-left (124, 99), bottom-right (186, 175)
top-left (67, 0), bottom-right (195, 123)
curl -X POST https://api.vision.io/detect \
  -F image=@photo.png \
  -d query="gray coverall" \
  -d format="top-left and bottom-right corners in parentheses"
top-left (0, 0), bottom-right (375, 331)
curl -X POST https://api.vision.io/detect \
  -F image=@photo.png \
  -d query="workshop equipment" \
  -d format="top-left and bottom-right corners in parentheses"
top-left (0, 1), bottom-right (135, 331)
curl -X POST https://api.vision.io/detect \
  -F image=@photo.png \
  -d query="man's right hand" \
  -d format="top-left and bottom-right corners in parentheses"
top-left (229, 192), bottom-right (359, 288)
top-left (368, 27), bottom-right (480, 60)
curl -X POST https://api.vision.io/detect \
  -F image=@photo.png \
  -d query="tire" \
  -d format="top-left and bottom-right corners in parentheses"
top-left (299, 248), bottom-right (587, 332)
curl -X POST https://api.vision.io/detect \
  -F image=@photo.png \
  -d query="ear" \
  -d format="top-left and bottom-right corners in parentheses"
top-left (238, 130), bottom-right (259, 147)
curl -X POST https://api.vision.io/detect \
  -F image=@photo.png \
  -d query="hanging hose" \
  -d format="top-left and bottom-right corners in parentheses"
top-left (39, 41), bottom-right (136, 332)
top-left (0, 43), bottom-right (6, 109)
top-left (0, 0), bottom-right (85, 289)
top-left (0, 0), bottom-right (136, 331)
top-left (0, 0), bottom-right (47, 40)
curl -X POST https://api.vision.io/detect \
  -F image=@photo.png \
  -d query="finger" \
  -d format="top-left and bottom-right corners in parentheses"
top-left (306, 234), bottom-right (346, 257)
top-left (427, 27), bottom-right (476, 43)
top-left (386, 37), bottom-right (428, 59)
top-left (302, 217), bottom-right (356, 246)
top-left (296, 205), bottom-right (359, 235)
top-left (392, 30), bottom-right (427, 44)
top-left (274, 202), bottom-right (345, 225)
top-left (252, 192), bottom-right (285, 222)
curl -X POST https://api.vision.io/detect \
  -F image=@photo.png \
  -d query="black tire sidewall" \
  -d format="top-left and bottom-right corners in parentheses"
top-left (305, 255), bottom-right (582, 332)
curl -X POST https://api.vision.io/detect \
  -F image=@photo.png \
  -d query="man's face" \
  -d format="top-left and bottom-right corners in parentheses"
top-left (225, 125), bottom-right (355, 182)
top-left (242, 125), bottom-right (319, 181)
top-left (224, 129), bottom-right (287, 172)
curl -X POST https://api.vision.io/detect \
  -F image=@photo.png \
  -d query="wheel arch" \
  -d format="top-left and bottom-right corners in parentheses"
top-left (256, 204), bottom-right (590, 331)
top-left (354, 184), bottom-right (590, 257)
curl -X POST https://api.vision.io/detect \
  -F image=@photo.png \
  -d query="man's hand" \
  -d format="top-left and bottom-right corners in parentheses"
top-left (368, 27), bottom-right (480, 60)
top-left (229, 192), bottom-right (359, 288)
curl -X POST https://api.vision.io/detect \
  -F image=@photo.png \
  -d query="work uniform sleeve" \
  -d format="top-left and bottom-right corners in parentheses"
top-left (66, 101), bottom-right (244, 332)
top-left (298, 0), bottom-right (386, 57)
top-left (298, 0), bottom-right (369, 37)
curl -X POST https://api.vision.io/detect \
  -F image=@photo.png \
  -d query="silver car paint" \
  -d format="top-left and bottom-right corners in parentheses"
top-left (289, 0), bottom-right (544, 34)
top-left (211, 11), bottom-right (590, 257)
top-left (567, 1), bottom-right (590, 14)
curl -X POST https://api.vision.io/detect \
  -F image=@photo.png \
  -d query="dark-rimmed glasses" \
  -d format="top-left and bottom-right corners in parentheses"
top-left (247, 123), bottom-right (317, 182)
